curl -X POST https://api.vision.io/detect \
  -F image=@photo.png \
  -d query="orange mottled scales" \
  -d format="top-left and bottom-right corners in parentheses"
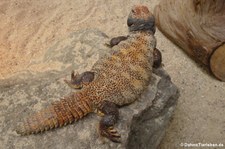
top-left (89, 32), bottom-right (155, 106)
top-left (16, 5), bottom-right (160, 143)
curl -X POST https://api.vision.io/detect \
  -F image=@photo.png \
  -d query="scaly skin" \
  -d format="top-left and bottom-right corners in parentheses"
top-left (16, 5), bottom-right (159, 143)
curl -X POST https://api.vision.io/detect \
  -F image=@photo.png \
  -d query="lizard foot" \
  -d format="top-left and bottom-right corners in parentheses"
top-left (64, 70), bottom-right (95, 89)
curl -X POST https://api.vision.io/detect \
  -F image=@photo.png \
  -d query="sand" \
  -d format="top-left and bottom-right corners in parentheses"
top-left (0, 0), bottom-right (224, 148)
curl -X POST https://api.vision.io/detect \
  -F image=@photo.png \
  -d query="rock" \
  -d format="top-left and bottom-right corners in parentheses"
top-left (0, 29), bottom-right (179, 149)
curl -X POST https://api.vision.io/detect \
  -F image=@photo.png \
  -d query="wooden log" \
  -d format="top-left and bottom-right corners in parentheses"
top-left (210, 44), bottom-right (225, 81)
top-left (154, 0), bottom-right (225, 81)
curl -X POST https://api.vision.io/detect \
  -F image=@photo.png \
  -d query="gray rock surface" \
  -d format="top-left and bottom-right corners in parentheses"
top-left (0, 29), bottom-right (179, 149)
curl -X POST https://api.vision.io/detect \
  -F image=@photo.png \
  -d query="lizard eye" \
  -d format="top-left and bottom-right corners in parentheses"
top-left (131, 9), bottom-right (135, 13)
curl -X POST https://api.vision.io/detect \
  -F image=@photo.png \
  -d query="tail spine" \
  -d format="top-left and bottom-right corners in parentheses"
top-left (16, 92), bottom-right (92, 135)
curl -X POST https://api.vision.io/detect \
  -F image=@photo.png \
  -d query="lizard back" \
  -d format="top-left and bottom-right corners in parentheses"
top-left (84, 31), bottom-right (156, 106)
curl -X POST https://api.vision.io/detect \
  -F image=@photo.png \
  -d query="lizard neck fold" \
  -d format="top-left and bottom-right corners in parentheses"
top-left (128, 31), bottom-right (156, 52)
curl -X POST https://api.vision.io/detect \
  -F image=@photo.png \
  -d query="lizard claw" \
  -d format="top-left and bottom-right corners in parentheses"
top-left (100, 126), bottom-right (121, 143)
top-left (96, 109), bottom-right (105, 117)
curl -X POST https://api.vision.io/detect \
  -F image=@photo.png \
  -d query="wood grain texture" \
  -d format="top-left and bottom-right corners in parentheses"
top-left (154, 0), bottom-right (225, 81)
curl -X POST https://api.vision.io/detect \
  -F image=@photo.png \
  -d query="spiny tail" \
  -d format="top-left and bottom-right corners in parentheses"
top-left (16, 92), bottom-right (93, 135)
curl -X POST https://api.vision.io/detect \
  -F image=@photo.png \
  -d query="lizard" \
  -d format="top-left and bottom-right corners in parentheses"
top-left (16, 5), bottom-right (162, 143)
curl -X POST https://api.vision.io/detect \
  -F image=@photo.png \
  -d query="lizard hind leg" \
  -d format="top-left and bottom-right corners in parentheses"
top-left (64, 71), bottom-right (95, 89)
top-left (98, 101), bottom-right (121, 143)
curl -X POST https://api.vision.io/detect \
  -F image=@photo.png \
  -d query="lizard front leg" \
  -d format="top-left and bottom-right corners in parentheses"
top-left (98, 100), bottom-right (121, 143)
top-left (64, 70), bottom-right (95, 89)
top-left (153, 48), bottom-right (162, 68)
top-left (105, 36), bottom-right (128, 48)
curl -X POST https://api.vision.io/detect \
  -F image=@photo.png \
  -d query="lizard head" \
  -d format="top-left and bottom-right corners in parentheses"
top-left (127, 5), bottom-right (155, 34)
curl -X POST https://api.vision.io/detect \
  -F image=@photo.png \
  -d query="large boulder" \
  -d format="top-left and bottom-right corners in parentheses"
top-left (0, 29), bottom-right (179, 149)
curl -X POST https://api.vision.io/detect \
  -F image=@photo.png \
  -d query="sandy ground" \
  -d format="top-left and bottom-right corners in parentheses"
top-left (0, 0), bottom-right (224, 148)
